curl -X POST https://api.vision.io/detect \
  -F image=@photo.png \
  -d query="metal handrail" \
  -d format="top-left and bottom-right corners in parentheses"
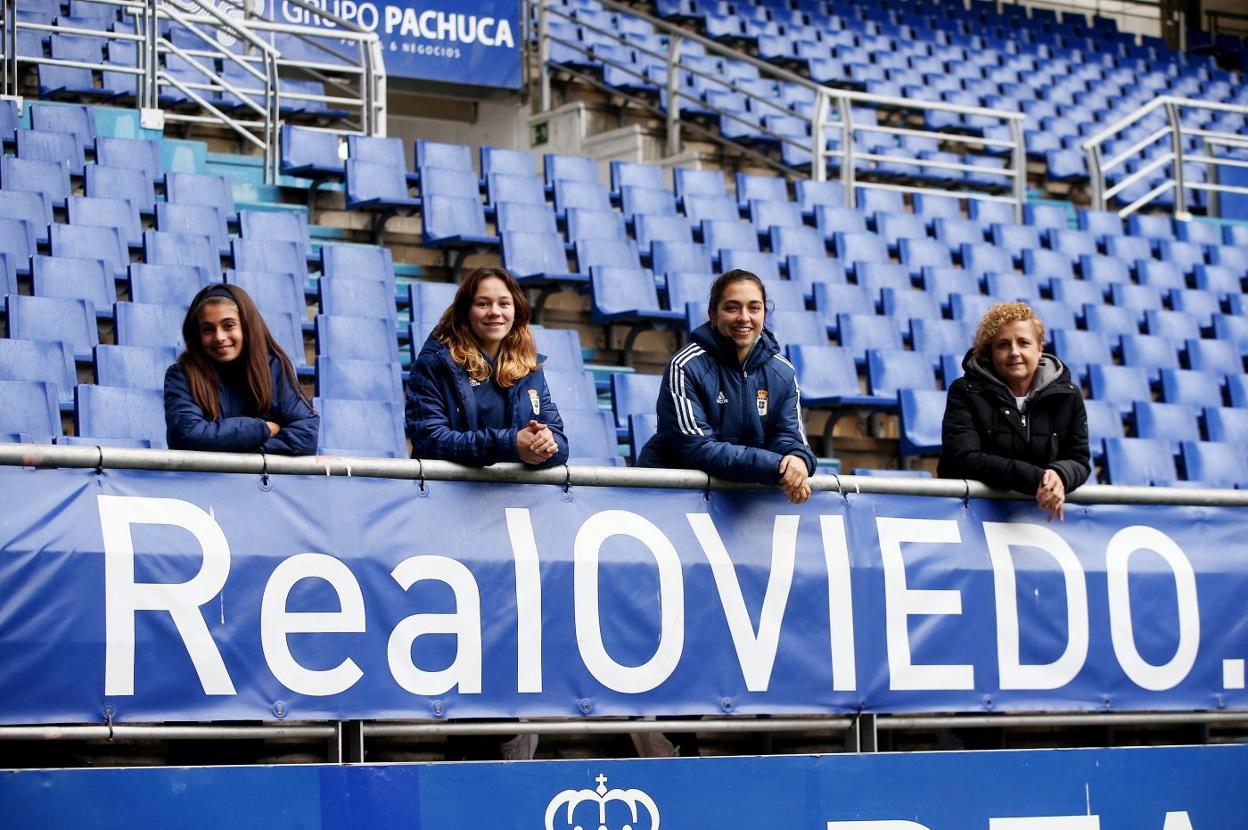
top-left (3, 444), bottom-right (1248, 507)
top-left (1083, 95), bottom-right (1248, 219)
top-left (536, 0), bottom-right (1027, 217)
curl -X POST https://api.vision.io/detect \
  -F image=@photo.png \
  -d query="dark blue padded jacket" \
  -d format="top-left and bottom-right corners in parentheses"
top-left (638, 322), bottom-right (816, 484)
top-left (164, 353), bottom-right (319, 454)
top-left (405, 335), bottom-right (569, 468)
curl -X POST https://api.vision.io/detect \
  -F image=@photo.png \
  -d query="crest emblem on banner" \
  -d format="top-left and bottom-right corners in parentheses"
top-left (756, 390), bottom-right (768, 416)
top-left (529, 388), bottom-right (541, 415)
top-left (544, 773), bottom-right (660, 830)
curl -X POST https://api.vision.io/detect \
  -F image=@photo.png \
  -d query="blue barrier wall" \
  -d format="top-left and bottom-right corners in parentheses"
top-left (3, 744), bottom-right (1247, 829)
top-left (2, 466), bottom-right (1246, 724)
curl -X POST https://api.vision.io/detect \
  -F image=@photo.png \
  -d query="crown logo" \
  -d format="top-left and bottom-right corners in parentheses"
top-left (544, 773), bottom-right (660, 830)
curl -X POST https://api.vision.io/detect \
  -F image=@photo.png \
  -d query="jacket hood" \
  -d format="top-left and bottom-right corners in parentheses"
top-left (962, 349), bottom-right (1069, 400)
top-left (691, 321), bottom-right (781, 370)
top-left (418, 333), bottom-right (548, 370)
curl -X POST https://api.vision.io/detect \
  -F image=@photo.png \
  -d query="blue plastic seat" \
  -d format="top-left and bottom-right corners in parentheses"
top-left (576, 239), bottom-right (642, 273)
top-left (84, 164), bottom-right (156, 215)
top-left (1185, 338), bottom-right (1243, 376)
top-left (1127, 213), bottom-right (1174, 243)
top-left (1046, 228), bottom-right (1098, 258)
top-left (988, 223), bottom-right (1042, 260)
top-left (949, 292), bottom-right (996, 323)
top-left (481, 146), bottom-right (536, 179)
top-left (320, 244), bottom-right (395, 289)
top-left (1133, 401), bottom-right (1202, 453)
top-left (238, 210), bottom-right (310, 257)
top-left (501, 232), bottom-right (585, 285)
top-left (1023, 203), bottom-right (1069, 230)
top-left (898, 388), bottom-right (946, 456)
top-left (1209, 246), bottom-right (1248, 276)
top-left (344, 159), bottom-right (419, 211)
top-left (874, 212), bottom-right (927, 251)
top-left (834, 232), bottom-right (889, 267)
top-left (1083, 304), bottom-right (1141, 337)
top-left (0, 190), bottom-right (53, 247)
top-left (1159, 368), bottom-right (1225, 408)
top-left (867, 348), bottom-right (938, 398)
top-left (767, 226), bottom-right (824, 260)
top-left (984, 272), bottom-right (1042, 303)
top-left (1080, 254), bottom-right (1132, 285)
top-left (1194, 264), bottom-right (1244, 298)
top-left (421, 194), bottom-right (498, 248)
top-left (1077, 208), bottom-right (1124, 239)
top-left (544, 153), bottom-right (600, 187)
top-left (319, 277), bottom-right (396, 321)
top-left (1119, 334), bottom-right (1181, 382)
top-left (1158, 239), bottom-right (1207, 276)
top-left (16, 128), bottom-right (85, 176)
top-left (610, 372), bottom-right (663, 430)
top-left (611, 161), bottom-right (665, 194)
top-left (959, 243), bottom-right (1014, 277)
top-left (794, 180), bottom-right (844, 217)
top-left (1045, 278), bottom-right (1101, 308)
top-left (1020, 247), bottom-right (1075, 282)
top-left (1084, 398), bottom-right (1125, 457)
top-left (486, 173), bottom-right (546, 207)
top-left (1052, 329), bottom-right (1112, 382)
top-left (567, 207), bottom-right (628, 242)
top-left (495, 201), bottom-right (558, 236)
top-left (1175, 219), bottom-right (1222, 247)
top-left (50, 223), bottom-right (128, 281)
top-left (621, 185), bottom-right (677, 218)
top-left (232, 238), bottom-right (307, 278)
top-left (316, 397), bottom-right (405, 457)
top-left (315, 314), bottom-right (400, 363)
top-left (113, 301), bottom-right (187, 351)
top-left (910, 318), bottom-right (971, 359)
top-left (73, 384), bottom-right (166, 447)
top-left (787, 344), bottom-right (876, 407)
top-left (544, 370), bottom-right (600, 414)
top-left (553, 180), bottom-right (612, 215)
top-left (144, 230), bottom-right (221, 276)
top-left (558, 409), bottom-right (620, 467)
top-left (768, 309), bottom-right (828, 348)
top-left (815, 205), bottom-right (868, 240)
top-left (651, 241), bottom-right (712, 278)
top-left (67, 194), bottom-right (142, 249)
top-left (682, 193), bottom-right (739, 223)
top-left (587, 266), bottom-right (683, 327)
top-left (635, 213), bottom-right (693, 254)
top-left (719, 250), bottom-right (781, 281)
top-left (314, 356), bottom-right (402, 402)
top-left (416, 139), bottom-right (473, 173)
top-left (407, 281), bottom-right (458, 325)
top-left (0, 338), bottom-right (76, 405)
top-left (673, 167), bottom-right (727, 202)
top-left (0, 217), bottom-right (37, 276)
top-left (837, 313), bottom-right (904, 361)
top-left (736, 173), bottom-right (788, 206)
top-left (93, 344), bottom-right (178, 390)
top-left (165, 172), bottom-right (237, 223)
top-left (1103, 235), bottom-right (1154, 265)
top-left (154, 202), bottom-right (229, 256)
top-left (0, 380), bottom-right (62, 443)
top-left (1168, 288), bottom-right (1222, 326)
top-left (2, 156), bottom-right (72, 208)
top-left (1180, 441), bottom-right (1248, 488)
top-left (32, 254), bottom-right (114, 310)
top-left (531, 326), bottom-right (584, 373)
top-left (1103, 437), bottom-right (1178, 486)
top-left (786, 255), bottom-right (847, 295)
top-left (1144, 308), bottom-right (1202, 342)
top-left (1088, 364), bottom-right (1151, 415)
top-left (279, 125), bottom-right (345, 181)
top-left (28, 104), bottom-right (94, 151)
top-left (627, 413), bottom-right (658, 465)
top-left (1205, 406), bottom-right (1248, 444)
top-left (6, 294), bottom-right (98, 362)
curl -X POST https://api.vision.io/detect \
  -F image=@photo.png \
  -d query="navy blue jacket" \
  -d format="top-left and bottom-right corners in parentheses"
top-left (164, 353), bottom-right (319, 454)
top-left (405, 335), bottom-right (569, 468)
top-left (638, 323), bottom-right (816, 484)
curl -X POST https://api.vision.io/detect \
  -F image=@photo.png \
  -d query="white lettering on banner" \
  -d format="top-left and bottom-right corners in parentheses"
top-left (260, 553), bottom-right (365, 696)
top-left (989, 818), bottom-right (1100, 829)
top-left (387, 555), bottom-right (482, 695)
top-left (827, 823), bottom-right (931, 829)
top-left (575, 510), bottom-right (684, 694)
top-left (1106, 526), bottom-right (1200, 691)
top-left (1162, 812), bottom-right (1195, 830)
top-left (984, 522), bottom-right (1089, 690)
top-left (821, 515), bottom-right (858, 691)
top-left (690, 514), bottom-right (798, 692)
top-left (505, 508), bottom-right (544, 693)
top-left (99, 495), bottom-right (236, 696)
top-left (877, 518), bottom-right (975, 690)
top-left (278, 1), bottom-right (515, 46)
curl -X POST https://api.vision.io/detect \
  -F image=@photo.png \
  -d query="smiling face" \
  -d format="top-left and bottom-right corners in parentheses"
top-left (990, 319), bottom-right (1043, 395)
top-left (198, 300), bottom-right (244, 364)
top-left (468, 276), bottom-right (515, 358)
top-left (712, 279), bottom-right (766, 364)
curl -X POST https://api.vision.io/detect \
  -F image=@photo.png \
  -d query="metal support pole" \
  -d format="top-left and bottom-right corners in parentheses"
top-left (838, 96), bottom-right (855, 207)
top-left (665, 34), bottom-right (683, 157)
top-left (1088, 141), bottom-right (1105, 211)
top-left (538, 0), bottom-right (551, 112)
top-left (146, 0), bottom-right (160, 111)
top-left (850, 713), bottom-right (878, 753)
top-left (332, 720), bottom-right (365, 763)
top-left (4, 0), bottom-right (16, 96)
top-left (1008, 114), bottom-right (1027, 222)
top-left (811, 90), bottom-right (828, 183)
top-left (1165, 99), bottom-right (1189, 219)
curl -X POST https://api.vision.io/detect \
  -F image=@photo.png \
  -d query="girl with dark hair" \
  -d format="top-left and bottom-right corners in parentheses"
top-left (164, 283), bottom-right (318, 454)
top-left (639, 269), bottom-right (816, 505)
top-left (405, 266), bottom-right (568, 468)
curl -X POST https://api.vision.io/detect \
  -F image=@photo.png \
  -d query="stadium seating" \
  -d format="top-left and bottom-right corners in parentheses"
top-left (0, 379), bottom-right (63, 443)
top-left (94, 345), bottom-right (178, 390)
top-left (74, 385), bottom-right (166, 448)
top-left (315, 397), bottom-right (406, 458)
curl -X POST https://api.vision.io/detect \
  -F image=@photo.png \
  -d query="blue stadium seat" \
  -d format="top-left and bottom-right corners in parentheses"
top-left (611, 161), bottom-right (665, 194)
top-left (408, 281), bottom-right (458, 325)
top-left (794, 180), bottom-right (844, 218)
top-left (1052, 329), bottom-right (1112, 383)
top-left (1194, 264), bottom-right (1244, 297)
top-left (85, 164), bottom-right (155, 215)
top-left (421, 194), bottom-right (498, 248)
top-left (544, 153), bottom-right (600, 187)
top-left (16, 128), bottom-right (85, 176)
top-left (874, 212), bottom-right (928, 251)
top-left (29, 104), bottom-right (93, 151)
top-left (635, 213), bottom-right (694, 255)
top-left (0, 380), bottom-right (62, 443)
top-left (232, 238), bottom-right (307, 278)
top-left (94, 344), bottom-right (178, 390)
top-left (1084, 399), bottom-right (1124, 458)
top-left (315, 314), bottom-right (400, 363)
top-left (988, 222), bottom-right (1042, 260)
top-left (968, 199), bottom-right (1017, 227)
top-left (866, 349), bottom-right (938, 398)
top-left (628, 413), bottom-right (658, 465)
top-left (155, 202), bottom-right (228, 255)
top-left (1048, 277), bottom-right (1103, 308)
top-left (788, 344), bottom-right (878, 408)
top-left (1229, 375), bottom-right (1248, 409)
top-left (0, 338), bottom-right (76, 405)
top-left (1158, 239), bottom-right (1207, 276)
top-left (588, 266), bottom-right (682, 326)
top-left (763, 310), bottom-right (824, 349)
top-left (74, 385), bottom-right (166, 448)
top-left (1144, 308), bottom-right (1202, 342)
top-left (748, 200), bottom-right (804, 232)
top-left (576, 238), bottom-right (642, 273)
top-left (1127, 213), bottom-right (1174, 244)
top-left (719, 250), bottom-right (781, 281)
top-left (165, 172), bottom-right (238, 222)
top-left (66, 194), bottom-right (141, 249)
top-left (920, 266), bottom-right (980, 306)
top-left (910, 318), bottom-right (971, 359)
top-left (1119, 334), bottom-right (1181, 382)
top-left (531, 327), bottom-right (585, 372)
top-left (544, 370), bottom-right (599, 414)
top-left (1168, 289), bottom-right (1221, 326)
top-left (985, 273), bottom-right (1041, 302)
top-left (1077, 208), bottom-right (1124, 239)
top-left (834, 232), bottom-right (889, 267)
top-left (786, 255), bottom-right (847, 294)
top-left (1088, 364), bottom-right (1151, 415)
top-left (837, 313), bottom-right (904, 361)
top-left (610, 372), bottom-right (662, 430)
top-left (1079, 254), bottom-right (1132, 285)
top-left (238, 210), bottom-right (310, 258)
top-left (651, 241), bottom-right (712, 278)
top-left (6, 294), bottom-right (98, 361)
top-left (949, 292), bottom-right (995, 323)
top-left (933, 218), bottom-right (986, 251)
top-left (1021, 248), bottom-right (1075, 282)
top-left (1185, 338), bottom-right (1243, 376)
top-left (344, 159), bottom-right (419, 212)
top-left (664, 271), bottom-right (714, 316)
top-left (621, 185), bottom-right (677, 218)
top-left (320, 277), bottom-right (396, 321)
top-left (959, 243), bottom-right (1013, 277)
top-left (315, 356), bottom-right (402, 402)
top-left (49, 223), bottom-right (128, 281)
top-left (279, 125), bottom-right (345, 181)
top-left (1204, 406), bottom-right (1248, 444)
top-left (768, 226), bottom-right (825, 260)
top-left (1023, 203), bottom-right (1069, 230)
top-left (1083, 304), bottom-right (1141, 338)
top-left (1103, 437), bottom-right (1178, 486)
top-left (898, 388), bottom-right (946, 456)
top-left (683, 194), bottom-right (740, 223)
top-left (567, 207), bottom-right (627, 242)
top-left (1135, 259), bottom-right (1186, 291)
top-left (911, 193), bottom-right (961, 223)
top-left (1046, 228), bottom-right (1098, 258)
top-left (562, 409), bottom-right (622, 466)
top-left (1180, 441), bottom-right (1248, 488)
top-left (736, 173), bottom-right (789, 206)
top-left (1175, 219), bottom-right (1223, 247)
top-left (0, 218), bottom-right (37, 276)
top-left (348, 134), bottom-right (407, 168)
top-left (0, 190), bottom-right (53, 247)
top-left (144, 230), bottom-right (221, 275)
top-left (315, 397), bottom-right (405, 457)
top-left (114, 301), bottom-right (187, 351)
top-left (553, 180), bottom-right (612, 214)
top-left (1, 157), bottom-right (71, 207)
top-left (816, 205), bottom-right (868, 239)
top-left (416, 139), bottom-right (473, 173)
top-left (320, 244), bottom-right (395, 289)
top-left (502, 231), bottom-right (586, 285)
top-left (496, 201), bottom-right (558, 236)
top-left (487, 173), bottom-right (547, 207)
top-left (673, 167), bottom-right (727, 202)
top-left (32, 254), bottom-right (114, 310)
top-left (1160, 368), bottom-right (1225, 409)
top-left (481, 146), bottom-right (536, 179)
top-left (1133, 401), bottom-right (1202, 452)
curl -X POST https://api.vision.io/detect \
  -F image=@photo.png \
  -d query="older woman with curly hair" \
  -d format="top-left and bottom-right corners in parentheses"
top-left (939, 302), bottom-right (1090, 520)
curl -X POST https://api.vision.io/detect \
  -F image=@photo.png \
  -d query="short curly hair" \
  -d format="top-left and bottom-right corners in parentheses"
top-left (972, 302), bottom-right (1045, 363)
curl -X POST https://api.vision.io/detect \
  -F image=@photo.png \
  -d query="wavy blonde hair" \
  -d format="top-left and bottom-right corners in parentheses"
top-left (972, 302), bottom-right (1045, 363)
top-left (432, 267), bottom-right (538, 388)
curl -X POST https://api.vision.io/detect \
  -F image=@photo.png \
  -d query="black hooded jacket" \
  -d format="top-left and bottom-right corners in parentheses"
top-left (938, 349), bottom-right (1090, 495)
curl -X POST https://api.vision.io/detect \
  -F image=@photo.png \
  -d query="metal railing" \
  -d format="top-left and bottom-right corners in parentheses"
top-left (1, 0), bottom-right (384, 183)
top-left (536, 0), bottom-right (1028, 217)
top-left (1207, 9), bottom-right (1248, 38)
top-left (1082, 95), bottom-right (1248, 219)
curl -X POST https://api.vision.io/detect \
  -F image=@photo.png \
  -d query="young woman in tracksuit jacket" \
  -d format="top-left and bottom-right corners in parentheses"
top-left (164, 283), bottom-right (318, 454)
top-left (939, 301), bottom-right (1090, 521)
top-left (639, 269), bottom-right (817, 505)
top-left (405, 266), bottom-right (568, 469)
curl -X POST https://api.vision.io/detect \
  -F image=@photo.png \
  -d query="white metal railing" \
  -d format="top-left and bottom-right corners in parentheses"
top-left (536, 0), bottom-right (1028, 217)
top-left (1, 0), bottom-right (384, 183)
top-left (1082, 95), bottom-right (1248, 219)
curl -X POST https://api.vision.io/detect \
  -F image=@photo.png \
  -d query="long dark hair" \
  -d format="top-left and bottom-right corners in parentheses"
top-left (178, 283), bottom-right (304, 420)
top-left (707, 269), bottom-right (772, 320)
top-left (432, 267), bottom-right (538, 388)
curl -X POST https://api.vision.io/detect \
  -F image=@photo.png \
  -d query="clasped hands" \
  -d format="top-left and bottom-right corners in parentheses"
top-left (1036, 468), bottom-right (1066, 522)
top-left (517, 420), bottom-right (559, 464)
top-left (778, 453), bottom-right (811, 505)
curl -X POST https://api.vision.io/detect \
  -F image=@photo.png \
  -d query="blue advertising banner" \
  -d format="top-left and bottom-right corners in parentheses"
top-left (3, 745), bottom-right (1247, 829)
top-left (263, 0), bottom-right (522, 88)
top-left (1, 466), bottom-right (1247, 724)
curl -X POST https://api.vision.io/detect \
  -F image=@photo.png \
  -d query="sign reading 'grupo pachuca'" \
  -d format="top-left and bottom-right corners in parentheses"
top-left (0, 466), bottom-right (1246, 724)
top-left (266, 0), bottom-right (520, 88)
